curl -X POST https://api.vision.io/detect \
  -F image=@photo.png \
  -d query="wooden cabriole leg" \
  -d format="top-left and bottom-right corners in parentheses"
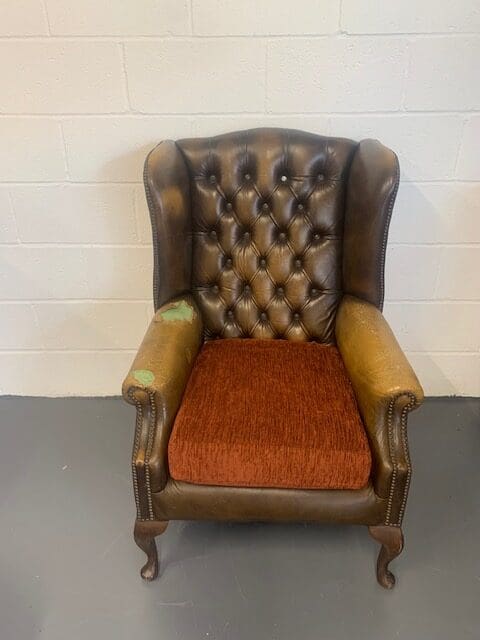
top-left (134, 520), bottom-right (169, 581)
top-left (368, 525), bottom-right (404, 589)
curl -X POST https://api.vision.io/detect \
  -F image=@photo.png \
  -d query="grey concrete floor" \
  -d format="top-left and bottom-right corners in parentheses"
top-left (0, 397), bottom-right (479, 640)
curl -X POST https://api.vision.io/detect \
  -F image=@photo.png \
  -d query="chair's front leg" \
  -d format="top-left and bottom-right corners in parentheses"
top-left (368, 525), bottom-right (404, 589)
top-left (134, 520), bottom-right (169, 580)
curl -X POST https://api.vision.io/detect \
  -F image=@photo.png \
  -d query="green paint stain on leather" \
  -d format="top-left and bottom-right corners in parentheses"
top-left (132, 369), bottom-right (155, 386)
top-left (160, 300), bottom-right (194, 322)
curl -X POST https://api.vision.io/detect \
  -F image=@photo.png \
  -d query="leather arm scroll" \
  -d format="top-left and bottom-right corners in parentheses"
top-left (122, 295), bottom-right (203, 519)
top-left (336, 295), bottom-right (424, 524)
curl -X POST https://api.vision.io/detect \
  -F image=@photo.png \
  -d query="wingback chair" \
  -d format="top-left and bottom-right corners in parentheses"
top-left (122, 128), bottom-right (424, 589)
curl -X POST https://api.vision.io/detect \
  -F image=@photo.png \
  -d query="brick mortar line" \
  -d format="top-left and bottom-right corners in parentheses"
top-left (0, 34), bottom-right (478, 41)
top-left (0, 111), bottom-right (479, 118)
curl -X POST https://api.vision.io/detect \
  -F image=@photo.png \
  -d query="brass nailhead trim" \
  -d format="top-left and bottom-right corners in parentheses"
top-left (385, 391), bottom-right (417, 526)
top-left (143, 148), bottom-right (161, 312)
top-left (129, 389), bottom-right (143, 520)
top-left (128, 388), bottom-right (158, 521)
top-left (378, 154), bottom-right (400, 311)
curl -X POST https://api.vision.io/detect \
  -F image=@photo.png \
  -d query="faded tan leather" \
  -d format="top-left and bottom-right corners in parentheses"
top-left (336, 294), bottom-right (423, 524)
top-left (122, 127), bottom-right (424, 529)
top-left (122, 295), bottom-right (202, 514)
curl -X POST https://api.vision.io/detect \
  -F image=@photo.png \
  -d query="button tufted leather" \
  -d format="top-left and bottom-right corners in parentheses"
top-left (177, 128), bottom-right (357, 342)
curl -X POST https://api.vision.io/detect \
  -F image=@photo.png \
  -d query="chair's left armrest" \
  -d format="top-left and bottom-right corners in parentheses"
top-left (336, 295), bottom-right (424, 507)
top-left (122, 295), bottom-right (203, 510)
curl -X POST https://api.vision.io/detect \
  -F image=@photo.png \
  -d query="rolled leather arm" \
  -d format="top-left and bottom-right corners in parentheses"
top-left (122, 295), bottom-right (203, 512)
top-left (336, 295), bottom-right (424, 511)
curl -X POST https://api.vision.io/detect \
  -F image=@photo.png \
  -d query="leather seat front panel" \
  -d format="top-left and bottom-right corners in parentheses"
top-left (153, 480), bottom-right (385, 525)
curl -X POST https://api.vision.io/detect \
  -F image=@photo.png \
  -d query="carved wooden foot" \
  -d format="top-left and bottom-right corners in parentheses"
top-left (133, 520), bottom-right (168, 581)
top-left (368, 525), bottom-right (404, 589)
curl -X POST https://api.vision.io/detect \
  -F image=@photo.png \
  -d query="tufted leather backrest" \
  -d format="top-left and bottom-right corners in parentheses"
top-left (177, 129), bottom-right (357, 343)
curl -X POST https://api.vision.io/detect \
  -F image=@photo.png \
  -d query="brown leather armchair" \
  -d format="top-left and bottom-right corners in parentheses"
top-left (122, 128), bottom-right (424, 589)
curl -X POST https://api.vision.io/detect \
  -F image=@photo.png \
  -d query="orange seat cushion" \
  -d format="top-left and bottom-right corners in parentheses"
top-left (168, 339), bottom-right (371, 490)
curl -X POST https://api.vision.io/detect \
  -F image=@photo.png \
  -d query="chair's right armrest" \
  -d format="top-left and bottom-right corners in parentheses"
top-left (336, 295), bottom-right (424, 504)
top-left (122, 295), bottom-right (203, 514)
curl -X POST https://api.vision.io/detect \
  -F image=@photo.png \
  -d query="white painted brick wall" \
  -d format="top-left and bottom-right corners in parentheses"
top-left (267, 38), bottom-right (407, 112)
top-left (0, 1), bottom-right (49, 36)
top-left (124, 40), bottom-right (267, 113)
top-left (0, 42), bottom-right (127, 113)
top-left (0, 1), bottom-right (478, 397)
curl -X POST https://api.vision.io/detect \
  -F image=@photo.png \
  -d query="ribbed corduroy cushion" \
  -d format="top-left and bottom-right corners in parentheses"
top-left (168, 339), bottom-right (371, 490)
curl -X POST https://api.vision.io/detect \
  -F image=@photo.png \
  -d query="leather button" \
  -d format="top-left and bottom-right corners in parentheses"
top-left (260, 312), bottom-right (267, 322)
top-left (243, 231), bottom-right (251, 241)
top-left (317, 173), bottom-right (325, 181)
top-left (227, 309), bottom-right (234, 319)
top-left (209, 174), bottom-right (217, 184)
top-left (278, 231), bottom-right (287, 242)
top-left (276, 286), bottom-right (284, 296)
top-left (209, 229), bottom-right (217, 240)
top-left (311, 288), bottom-right (319, 297)
top-left (313, 232), bottom-right (321, 241)
top-left (212, 285), bottom-right (219, 293)
top-left (259, 257), bottom-right (267, 268)
top-left (244, 173), bottom-right (251, 181)
top-left (225, 202), bottom-right (233, 211)
top-left (244, 284), bottom-right (251, 293)
top-left (262, 202), bottom-right (269, 211)
top-left (280, 175), bottom-right (288, 183)
top-left (297, 203), bottom-right (304, 211)
top-left (295, 258), bottom-right (302, 269)
top-left (293, 312), bottom-right (300, 320)
top-left (225, 257), bottom-right (233, 268)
